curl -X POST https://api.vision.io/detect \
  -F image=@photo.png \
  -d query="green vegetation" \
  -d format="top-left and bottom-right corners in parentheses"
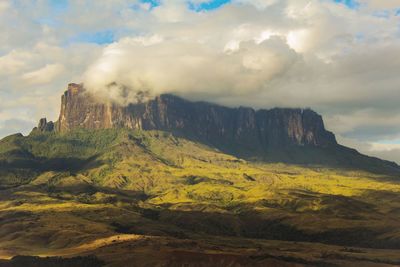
top-left (0, 128), bottom-right (400, 266)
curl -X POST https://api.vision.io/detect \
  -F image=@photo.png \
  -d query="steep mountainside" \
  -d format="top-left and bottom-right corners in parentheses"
top-left (53, 83), bottom-right (336, 148)
top-left (35, 83), bottom-right (400, 173)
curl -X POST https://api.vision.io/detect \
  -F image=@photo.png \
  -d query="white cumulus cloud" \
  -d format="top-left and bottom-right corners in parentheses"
top-left (22, 64), bottom-right (65, 85)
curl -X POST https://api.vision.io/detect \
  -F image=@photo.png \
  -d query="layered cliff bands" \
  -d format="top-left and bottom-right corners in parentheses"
top-left (32, 83), bottom-right (400, 172)
top-left (49, 83), bottom-right (336, 149)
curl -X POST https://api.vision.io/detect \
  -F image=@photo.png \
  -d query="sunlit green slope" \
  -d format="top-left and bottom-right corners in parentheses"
top-left (0, 128), bottom-right (400, 265)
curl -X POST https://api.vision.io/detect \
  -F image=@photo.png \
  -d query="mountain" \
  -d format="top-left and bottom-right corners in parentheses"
top-left (36, 83), bottom-right (400, 174)
top-left (1, 83), bottom-right (400, 266)
top-left (54, 83), bottom-right (336, 148)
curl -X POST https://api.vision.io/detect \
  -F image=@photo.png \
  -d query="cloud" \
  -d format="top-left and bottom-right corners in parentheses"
top-left (0, 42), bottom-right (103, 137)
top-left (0, 50), bottom-right (33, 75)
top-left (152, 2), bottom-right (190, 22)
top-left (83, 35), bottom-right (298, 105)
top-left (22, 64), bottom-right (65, 85)
top-left (370, 143), bottom-right (400, 152)
top-left (361, 0), bottom-right (400, 9)
top-left (0, 0), bottom-right (9, 14)
top-left (231, 0), bottom-right (279, 9)
top-left (1, 0), bottom-right (400, 163)
top-left (337, 136), bottom-right (400, 164)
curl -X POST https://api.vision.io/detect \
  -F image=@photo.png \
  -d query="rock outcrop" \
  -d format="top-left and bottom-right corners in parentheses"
top-left (53, 83), bottom-right (336, 151)
top-left (31, 118), bottom-right (54, 133)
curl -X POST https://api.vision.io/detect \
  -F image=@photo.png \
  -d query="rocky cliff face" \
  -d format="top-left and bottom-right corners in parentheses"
top-left (45, 83), bottom-right (337, 155)
top-left (31, 83), bottom-right (400, 172)
top-left (56, 83), bottom-right (127, 132)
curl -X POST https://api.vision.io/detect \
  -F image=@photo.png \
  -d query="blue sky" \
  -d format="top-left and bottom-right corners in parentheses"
top-left (189, 0), bottom-right (231, 11)
top-left (49, 0), bottom-right (68, 11)
top-left (334, 0), bottom-right (359, 9)
top-left (141, 0), bottom-right (232, 11)
top-left (68, 31), bottom-right (115, 45)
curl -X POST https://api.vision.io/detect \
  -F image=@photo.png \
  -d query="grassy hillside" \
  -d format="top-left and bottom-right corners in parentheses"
top-left (0, 128), bottom-right (400, 266)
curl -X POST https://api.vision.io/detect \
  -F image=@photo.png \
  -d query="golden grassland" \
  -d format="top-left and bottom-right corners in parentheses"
top-left (0, 129), bottom-right (400, 266)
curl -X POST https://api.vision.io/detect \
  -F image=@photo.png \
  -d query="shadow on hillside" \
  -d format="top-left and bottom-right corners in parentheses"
top-left (122, 207), bottom-right (400, 249)
top-left (94, 187), bottom-right (400, 250)
top-left (0, 255), bottom-right (104, 267)
top-left (2, 185), bottom-right (399, 254)
top-left (0, 154), bottom-right (103, 173)
top-left (168, 130), bottom-right (400, 176)
top-left (45, 184), bottom-right (150, 203)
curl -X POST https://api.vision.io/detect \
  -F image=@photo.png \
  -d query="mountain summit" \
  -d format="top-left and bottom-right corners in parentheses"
top-left (36, 83), bottom-right (399, 173)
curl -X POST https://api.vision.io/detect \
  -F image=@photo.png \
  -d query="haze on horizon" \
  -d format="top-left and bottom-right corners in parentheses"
top-left (1, 0), bottom-right (400, 163)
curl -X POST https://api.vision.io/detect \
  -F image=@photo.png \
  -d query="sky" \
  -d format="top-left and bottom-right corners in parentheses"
top-left (1, 0), bottom-right (400, 163)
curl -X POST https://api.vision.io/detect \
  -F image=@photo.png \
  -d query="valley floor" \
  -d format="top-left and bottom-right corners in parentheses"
top-left (1, 232), bottom-right (400, 266)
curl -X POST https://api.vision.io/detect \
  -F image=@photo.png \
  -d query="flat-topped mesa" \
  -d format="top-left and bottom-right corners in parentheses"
top-left (28, 82), bottom-right (400, 173)
top-left (56, 83), bottom-right (137, 132)
top-left (51, 83), bottom-right (336, 153)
